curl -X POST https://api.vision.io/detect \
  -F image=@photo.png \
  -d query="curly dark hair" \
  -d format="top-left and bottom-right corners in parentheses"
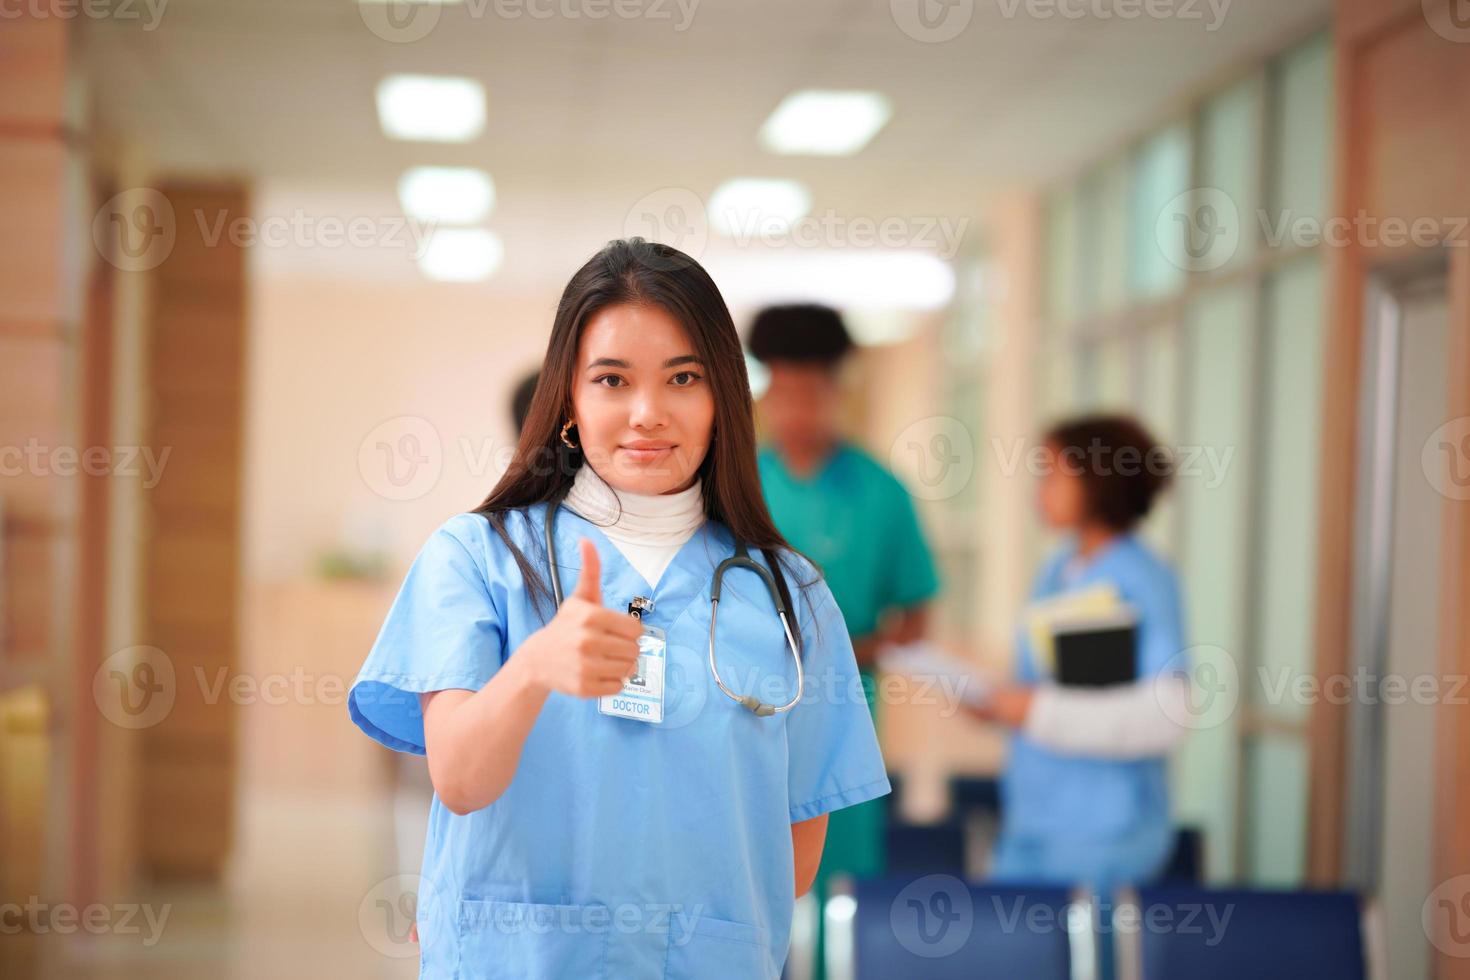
top-left (747, 304), bottom-right (854, 367)
top-left (1044, 414), bottom-right (1173, 531)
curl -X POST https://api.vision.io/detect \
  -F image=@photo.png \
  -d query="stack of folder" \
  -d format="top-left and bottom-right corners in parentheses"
top-left (1024, 585), bottom-right (1139, 687)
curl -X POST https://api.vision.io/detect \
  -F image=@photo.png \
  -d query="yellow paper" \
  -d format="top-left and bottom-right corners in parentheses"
top-left (1023, 583), bottom-right (1126, 675)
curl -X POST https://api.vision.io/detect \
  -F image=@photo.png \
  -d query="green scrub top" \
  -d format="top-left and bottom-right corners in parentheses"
top-left (757, 441), bottom-right (941, 880)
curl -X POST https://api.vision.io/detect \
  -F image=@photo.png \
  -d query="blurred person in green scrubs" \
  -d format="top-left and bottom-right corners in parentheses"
top-left (748, 304), bottom-right (940, 979)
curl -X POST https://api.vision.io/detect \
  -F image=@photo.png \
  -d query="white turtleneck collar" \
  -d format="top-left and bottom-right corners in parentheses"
top-left (563, 464), bottom-right (707, 588)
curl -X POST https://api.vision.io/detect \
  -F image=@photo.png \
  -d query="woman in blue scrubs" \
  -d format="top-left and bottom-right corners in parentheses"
top-left (348, 238), bottom-right (889, 979)
top-left (973, 415), bottom-right (1189, 893)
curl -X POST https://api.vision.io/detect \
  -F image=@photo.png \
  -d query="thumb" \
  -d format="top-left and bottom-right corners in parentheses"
top-left (572, 538), bottom-right (602, 604)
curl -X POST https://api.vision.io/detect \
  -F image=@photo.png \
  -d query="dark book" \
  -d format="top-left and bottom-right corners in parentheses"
top-left (1053, 617), bottom-right (1137, 687)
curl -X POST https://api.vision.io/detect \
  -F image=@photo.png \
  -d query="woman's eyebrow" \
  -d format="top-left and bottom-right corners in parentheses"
top-left (586, 355), bottom-right (703, 369)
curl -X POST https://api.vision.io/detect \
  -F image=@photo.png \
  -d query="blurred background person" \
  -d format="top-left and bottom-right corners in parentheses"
top-left (748, 304), bottom-right (940, 980)
top-left (970, 415), bottom-right (1187, 895)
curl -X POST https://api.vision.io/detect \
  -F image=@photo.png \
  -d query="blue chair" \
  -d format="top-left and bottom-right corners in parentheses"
top-left (1155, 827), bottom-right (1205, 885)
top-left (1127, 887), bottom-right (1366, 980)
top-left (884, 820), bottom-right (967, 877)
top-left (836, 877), bottom-right (1078, 980)
top-left (950, 775), bottom-right (1001, 817)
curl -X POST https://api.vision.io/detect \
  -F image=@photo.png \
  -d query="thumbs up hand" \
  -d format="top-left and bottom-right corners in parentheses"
top-left (522, 538), bottom-right (645, 698)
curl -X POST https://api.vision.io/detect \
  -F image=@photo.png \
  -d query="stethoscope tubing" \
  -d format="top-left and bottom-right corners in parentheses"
top-left (543, 497), bottom-right (803, 716)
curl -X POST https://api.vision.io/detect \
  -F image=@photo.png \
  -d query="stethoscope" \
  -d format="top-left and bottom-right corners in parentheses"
top-left (544, 498), bottom-right (804, 717)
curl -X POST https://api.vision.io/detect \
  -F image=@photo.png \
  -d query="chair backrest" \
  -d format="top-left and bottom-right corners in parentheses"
top-left (844, 878), bottom-right (1075, 980)
top-left (883, 820), bottom-right (967, 877)
top-left (1128, 887), bottom-right (1365, 980)
top-left (949, 775), bottom-right (1002, 816)
top-left (1155, 827), bottom-right (1204, 885)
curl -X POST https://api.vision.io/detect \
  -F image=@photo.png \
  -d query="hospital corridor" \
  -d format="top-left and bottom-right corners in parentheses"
top-left (3, 1), bottom-right (1470, 978)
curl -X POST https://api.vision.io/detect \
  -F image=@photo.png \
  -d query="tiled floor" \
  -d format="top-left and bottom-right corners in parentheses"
top-left (30, 793), bottom-right (423, 980)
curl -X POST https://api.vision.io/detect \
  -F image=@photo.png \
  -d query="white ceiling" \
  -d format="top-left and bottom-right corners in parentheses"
top-left (79, 0), bottom-right (1330, 290)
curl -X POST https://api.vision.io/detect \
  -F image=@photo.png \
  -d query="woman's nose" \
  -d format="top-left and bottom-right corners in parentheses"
top-left (628, 390), bottom-right (670, 429)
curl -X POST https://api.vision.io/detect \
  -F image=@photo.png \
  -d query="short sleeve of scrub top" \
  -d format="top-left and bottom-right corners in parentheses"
top-left (348, 513), bottom-right (506, 755)
top-left (784, 556), bottom-right (892, 823)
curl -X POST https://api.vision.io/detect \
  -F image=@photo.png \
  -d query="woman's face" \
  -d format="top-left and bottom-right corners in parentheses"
top-left (1036, 441), bottom-right (1088, 530)
top-left (570, 302), bottom-right (716, 496)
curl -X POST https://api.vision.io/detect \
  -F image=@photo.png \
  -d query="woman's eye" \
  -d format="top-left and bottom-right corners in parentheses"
top-left (594, 375), bottom-right (626, 388)
top-left (670, 371), bottom-right (703, 387)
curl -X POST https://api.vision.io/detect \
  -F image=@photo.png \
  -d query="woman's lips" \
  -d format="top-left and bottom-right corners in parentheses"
top-left (619, 445), bottom-right (674, 461)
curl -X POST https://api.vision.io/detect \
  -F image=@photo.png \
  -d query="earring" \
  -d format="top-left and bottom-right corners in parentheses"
top-left (560, 418), bottom-right (579, 449)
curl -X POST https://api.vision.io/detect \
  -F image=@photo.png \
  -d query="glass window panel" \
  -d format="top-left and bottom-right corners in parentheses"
top-left (1036, 344), bottom-right (1080, 422)
top-left (1138, 324), bottom-right (1179, 555)
top-left (1172, 281), bottom-right (1255, 879)
top-left (1252, 256), bottom-right (1326, 725)
top-left (1199, 76), bottom-right (1262, 269)
top-left (1046, 185), bottom-right (1082, 327)
top-left (1138, 323), bottom-right (1179, 444)
top-left (1128, 123), bottom-right (1191, 299)
top-left (1243, 733), bottom-right (1309, 885)
top-left (1076, 174), bottom-right (1102, 319)
top-left (1094, 334), bottom-right (1133, 410)
top-left (1096, 156), bottom-right (1130, 313)
top-left (1272, 32), bottom-right (1333, 228)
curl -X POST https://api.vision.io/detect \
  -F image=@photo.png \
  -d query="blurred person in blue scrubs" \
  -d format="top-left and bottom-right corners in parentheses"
top-left (970, 414), bottom-right (1189, 893)
top-left (349, 240), bottom-right (890, 979)
top-left (747, 304), bottom-right (940, 978)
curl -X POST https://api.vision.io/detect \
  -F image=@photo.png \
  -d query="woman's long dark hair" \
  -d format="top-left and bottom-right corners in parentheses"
top-left (473, 238), bottom-right (816, 646)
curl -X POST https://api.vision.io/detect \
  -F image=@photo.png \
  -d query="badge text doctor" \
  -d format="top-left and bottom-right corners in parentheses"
top-left (599, 595), bottom-right (666, 724)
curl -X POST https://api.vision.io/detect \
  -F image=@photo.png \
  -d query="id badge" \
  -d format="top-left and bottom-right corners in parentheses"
top-left (599, 621), bottom-right (666, 724)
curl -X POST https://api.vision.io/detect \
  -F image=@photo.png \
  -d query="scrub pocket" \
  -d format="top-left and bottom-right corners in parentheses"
top-left (663, 913), bottom-right (771, 980)
top-left (456, 899), bottom-right (609, 980)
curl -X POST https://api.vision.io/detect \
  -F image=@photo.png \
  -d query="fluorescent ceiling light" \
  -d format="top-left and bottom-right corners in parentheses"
top-left (710, 249), bottom-right (955, 313)
top-left (397, 167), bottom-right (496, 223)
top-left (708, 179), bottom-right (811, 237)
top-left (376, 74), bottom-right (485, 143)
top-left (418, 229), bottom-right (503, 282)
top-left (759, 90), bottom-right (892, 156)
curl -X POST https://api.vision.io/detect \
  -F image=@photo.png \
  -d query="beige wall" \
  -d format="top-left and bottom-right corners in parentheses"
top-left (242, 276), bottom-right (558, 582)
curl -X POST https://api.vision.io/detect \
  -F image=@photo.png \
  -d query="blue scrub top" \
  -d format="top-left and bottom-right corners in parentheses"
top-left (348, 506), bottom-right (890, 980)
top-left (996, 533), bottom-right (1186, 891)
